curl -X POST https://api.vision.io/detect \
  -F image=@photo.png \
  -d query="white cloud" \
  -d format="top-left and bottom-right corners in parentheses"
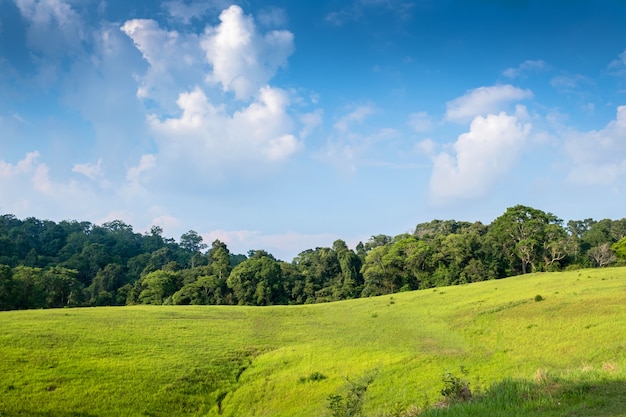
top-left (299, 109), bottom-right (323, 139)
top-left (120, 18), bottom-right (204, 108)
top-left (430, 112), bottom-right (531, 200)
top-left (126, 154), bottom-right (157, 183)
top-left (503, 60), bottom-right (547, 78)
top-left (608, 49), bottom-right (626, 75)
top-left (334, 105), bottom-right (376, 131)
top-left (148, 86), bottom-right (301, 182)
top-left (407, 111), bottom-right (433, 132)
top-left (445, 85), bottom-right (533, 123)
top-left (550, 74), bottom-right (592, 93)
top-left (201, 5), bottom-right (294, 100)
top-left (13, 0), bottom-right (85, 56)
top-left (119, 5), bottom-right (303, 186)
top-left (564, 106), bottom-right (626, 185)
top-left (72, 159), bottom-right (103, 180)
top-left (0, 151), bottom-right (100, 218)
top-left (415, 138), bottom-right (436, 156)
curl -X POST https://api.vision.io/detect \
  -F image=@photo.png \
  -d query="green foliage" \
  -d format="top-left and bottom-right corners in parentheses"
top-left (534, 294), bottom-right (544, 302)
top-left (1, 209), bottom-right (626, 311)
top-left (440, 367), bottom-right (472, 404)
top-left (327, 374), bottom-right (375, 417)
top-left (612, 237), bottom-right (626, 259)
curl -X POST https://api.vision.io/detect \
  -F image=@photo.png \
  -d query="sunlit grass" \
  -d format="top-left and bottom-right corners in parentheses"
top-left (0, 267), bottom-right (625, 416)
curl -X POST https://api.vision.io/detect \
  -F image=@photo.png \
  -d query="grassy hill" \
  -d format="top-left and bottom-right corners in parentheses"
top-left (1, 268), bottom-right (625, 416)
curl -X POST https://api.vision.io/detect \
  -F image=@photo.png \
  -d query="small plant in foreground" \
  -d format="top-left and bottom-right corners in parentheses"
top-left (440, 366), bottom-right (472, 404)
top-left (534, 294), bottom-right (544, 302)
top-left (327, 373), bottom-right (375, 417)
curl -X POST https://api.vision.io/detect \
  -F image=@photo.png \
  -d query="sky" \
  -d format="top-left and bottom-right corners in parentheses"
top-left (2, 0), bottom-right (626, 261)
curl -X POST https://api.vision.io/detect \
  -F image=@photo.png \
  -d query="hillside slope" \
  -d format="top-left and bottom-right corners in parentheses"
top-left (0, 268), bottom-right (625, 416)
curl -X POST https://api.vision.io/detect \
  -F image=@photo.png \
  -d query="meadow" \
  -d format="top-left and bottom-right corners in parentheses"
top-left (0, 267), bottom-right (625, 416)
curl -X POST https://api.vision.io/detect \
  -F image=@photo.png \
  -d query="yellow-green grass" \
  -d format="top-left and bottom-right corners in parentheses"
top-left (0, 268), bottom-right (625, 416)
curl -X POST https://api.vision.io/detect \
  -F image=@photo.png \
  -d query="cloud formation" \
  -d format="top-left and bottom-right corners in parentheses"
top-left (564, 106), bottom-right (626, 185)
top-left (503, 60), bottom-right (547, 78)
top-left (201, 5), bottom-right (294, 100)
top-left (148, 86), bottom-right (300, 182)
top-left (119, 5), bottom-right (303, 186)
top-left (445, 85), bottom-right (532, 123)
top-left (430, 112), bottom-right (531, 200)
top-left (14, 0), bottom-right (85, 56)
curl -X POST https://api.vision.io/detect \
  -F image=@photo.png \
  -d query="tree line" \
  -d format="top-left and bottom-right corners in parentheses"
top-left (1, 205), bottom-right (625, 310)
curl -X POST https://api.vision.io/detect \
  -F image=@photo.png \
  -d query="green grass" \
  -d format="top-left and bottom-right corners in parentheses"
top-left (0, 267), bottom-right (625, 416)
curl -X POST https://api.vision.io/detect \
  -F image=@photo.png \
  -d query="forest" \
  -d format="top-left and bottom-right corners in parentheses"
top-left (1, 204), bottom-right (625, 311)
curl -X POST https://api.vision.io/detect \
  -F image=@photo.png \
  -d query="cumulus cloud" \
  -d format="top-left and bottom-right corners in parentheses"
top-left (430, 112), bottom-right (531, 200)
top-left (148, 86), bottom-right (300, 182)
top-left (120, 18), bottom-right (204, 108)
top-left (445, 85), bottom-right (533, 123)
top-left (564, 106), bottom-right (626, 185)
top-left (201, 5), bottom-right (294, 100)
top-left (119, 5), bottom-right (303, 186)
top-left (503, 59), bottom-right (547, 78)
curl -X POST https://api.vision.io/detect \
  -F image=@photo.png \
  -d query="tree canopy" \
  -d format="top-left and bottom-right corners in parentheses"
top-left (0, 205), bottom-right (624, 311)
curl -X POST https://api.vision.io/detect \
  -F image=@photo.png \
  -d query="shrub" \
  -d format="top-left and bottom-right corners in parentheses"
top-left (534, 294), bottom-right (544, 302)
top-left (440, 367), bottom-right (472, 404)
top-left (327, 374), bottom-right (375, 417)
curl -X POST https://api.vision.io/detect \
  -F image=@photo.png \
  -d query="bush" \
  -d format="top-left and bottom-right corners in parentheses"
top-left (440, 367), bottom-right (472, 404)
top-left (327, 373), bottom-right (375, 417)
top-left (534, 294), bottom-right (544, 302)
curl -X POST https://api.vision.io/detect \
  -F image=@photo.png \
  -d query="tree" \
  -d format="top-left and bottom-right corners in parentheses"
top-left (488, 205), bottom-right (562, 274)
top-left (588, 243), bottom-right (616, 267)
top-left (208, 240), bottom-right (231, 281)
top-left (0, 265), bottom-right (14, 310)
top-left (227, 252), bottom-right (284, 305)
top-left (542, 223), bottom-right (574, 270)
top-left (138, 270), bottom-right (180, 304)
top-left (180, 230), bottom-right (208, 268)
top-left (612, 237), bottom-right (626, 260)
top-left (88, 263), bottom-right (128, 305)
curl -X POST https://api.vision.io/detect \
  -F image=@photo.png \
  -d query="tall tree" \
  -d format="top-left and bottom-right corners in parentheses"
top-left (180, 230), bottom-right (208, 268)
top-left (488, 205), bottom-right (562, 274)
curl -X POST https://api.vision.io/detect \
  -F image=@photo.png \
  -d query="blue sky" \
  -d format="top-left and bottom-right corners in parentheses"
top-left (2, 0), bottom-right (626, 260)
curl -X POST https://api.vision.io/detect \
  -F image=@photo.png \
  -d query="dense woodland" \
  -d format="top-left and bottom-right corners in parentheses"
top-left (1, 205), bottom-right (625, 311)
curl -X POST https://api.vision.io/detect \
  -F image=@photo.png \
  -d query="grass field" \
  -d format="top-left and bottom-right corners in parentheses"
top-left (0, 267), bottom-right (625, 416)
